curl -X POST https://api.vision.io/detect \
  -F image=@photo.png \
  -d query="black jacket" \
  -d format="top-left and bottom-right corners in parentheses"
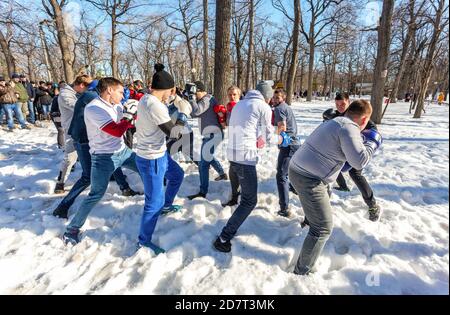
top-left (34, 87), bottom-right (53, 107)
top-left (323, 108), bottom-right (377, 131)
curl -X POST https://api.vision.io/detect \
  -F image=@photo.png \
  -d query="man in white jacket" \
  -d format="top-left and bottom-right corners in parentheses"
top-left (54, 75), bottom-right (93, 194)
top-left (214, 81), bottom-right (292, 252)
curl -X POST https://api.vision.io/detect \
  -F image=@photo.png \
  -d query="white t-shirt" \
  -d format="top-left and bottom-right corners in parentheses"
top-left (135, 94), bottom-right (171, 160)
top-left (84, 97), bottom-right (126, 154)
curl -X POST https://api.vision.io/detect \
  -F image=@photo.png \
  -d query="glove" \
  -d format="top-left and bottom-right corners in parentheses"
top-left (173, 95), bottom-right (192, 116)
top-left (323, 108), bottom-right (338, 121)
top-left (175, 112), bottom-right (188, 127)
top-left (256, 136), bottom-right (266, 149)
top-left (341, 162), bottom-right (352, 172)
top-left (279, 131), bottom-right (292, 148)
top-left (361, 128), bottom-right (382, 154)
top-left (214, 104), bottom-right (227, 123)
top-left (122, 99), bottom-right (138, 122)
top-left (121, 87), bottom-right (131, 105)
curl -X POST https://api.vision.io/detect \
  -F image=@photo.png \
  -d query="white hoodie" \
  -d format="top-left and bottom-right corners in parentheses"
top-left (227, 90), bottom-right (277, 165)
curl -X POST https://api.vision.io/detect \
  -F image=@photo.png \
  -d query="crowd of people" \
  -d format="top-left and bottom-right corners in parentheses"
top-left (0, 64), bottom-right (382, 276)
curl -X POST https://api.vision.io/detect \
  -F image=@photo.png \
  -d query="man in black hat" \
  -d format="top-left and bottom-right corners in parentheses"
top-left (186, 81), bottom-right (228, 200)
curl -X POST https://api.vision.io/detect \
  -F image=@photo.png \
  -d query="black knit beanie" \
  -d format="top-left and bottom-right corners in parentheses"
top-left (151, 64), bottom-right (175, 90)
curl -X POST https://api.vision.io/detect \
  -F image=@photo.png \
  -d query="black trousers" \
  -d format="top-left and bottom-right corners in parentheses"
top-left (336, 168), bottom-right (376, 208)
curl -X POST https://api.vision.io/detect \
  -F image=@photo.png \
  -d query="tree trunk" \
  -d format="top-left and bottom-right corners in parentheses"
top-left (414, 0), bottom-right (445, 118)
top-left (245, 0), bottom-right (254, 91)
top-left (203, 0), bottom-right (209, 85)
top-left (214, 0), bottom-right (232, 104)
top-left (0, 30), bottom-right (16, 80)
top-left (391, 0), bottom-right (416, 103)
top-left (285, 0), bottom-right (300, 104)
top-left (38, 24), bottom-right (56, 82)
top-left (370, 0), bottom-right (394, 124)
top-left (306, 38), bottom-right (315, 101)
top-left (49, 0), bottom-right (74, 82)
top-left (111, 12), bottom-right (118, 78)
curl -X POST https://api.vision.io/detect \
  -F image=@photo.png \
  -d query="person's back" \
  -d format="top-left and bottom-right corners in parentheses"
top-left (68, 89), bottom-right (98, 144)
top-left (290, 116), bottom-right (371, 184)
top-left (227, 90), bottom-right (273, 165)
top-left (58, 85), bottom-right (78, 133)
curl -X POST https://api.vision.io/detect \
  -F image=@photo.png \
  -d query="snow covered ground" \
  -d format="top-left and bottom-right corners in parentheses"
top-left (0, 100), bottom-right (448, 295)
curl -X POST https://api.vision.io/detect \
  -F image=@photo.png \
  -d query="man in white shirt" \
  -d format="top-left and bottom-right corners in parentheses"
top-left (135, 64), bottom-right (191, 255)
top-left (63, 77), bottom-right (139, 245)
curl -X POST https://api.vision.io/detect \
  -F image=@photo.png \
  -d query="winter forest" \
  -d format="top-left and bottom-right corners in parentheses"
top-left (0, 0), bottom-right (448, 296)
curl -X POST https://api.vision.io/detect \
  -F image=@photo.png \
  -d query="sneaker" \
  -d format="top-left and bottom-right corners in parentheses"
top-left (214, 174), bottom-right (228, 181)
top-left (62, 228), bottom-right (80, 245)
top-left (137, 242), bottom-right (166, 255)
top-left (54, 182), bottom-right (65, 194)
top-left (300, 217), bottom-right (310, 228)
top-left (213, 237), bottom-right (231, 253)
top-left (333, 186), bottom-right (351, 192)
top-left (5, 128), bottom-right (13, 132)
top-left (368, 204), bottom-right (382, 222)
top-left (53, 205), bottom-right (69, 219)
top-left (289, 184), bottom-right (298, 195)
top-left (221, 197), bottom-right (239, 207)
top-left (188, 192), bottom-right (206, 200)
top-left (161, 205), bottom-right (182, 216)
top-left (122, 188), bottom-right (142, 197)
top-left (21, 124), bottom-right (32, 130)
top-left (277, 209), bottom-right (292, 218)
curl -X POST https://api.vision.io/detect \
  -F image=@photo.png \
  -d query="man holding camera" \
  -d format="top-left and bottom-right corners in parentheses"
top-left (185, 81), bottom-right (228, 200)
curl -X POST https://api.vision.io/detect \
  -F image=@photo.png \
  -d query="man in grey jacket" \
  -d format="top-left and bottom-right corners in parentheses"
top-left (289, 99), bottom-right (382, 275)
top-left (187, 81), bottom-right (227, 200)
top-left (54, 75), bottom-right (93, 194)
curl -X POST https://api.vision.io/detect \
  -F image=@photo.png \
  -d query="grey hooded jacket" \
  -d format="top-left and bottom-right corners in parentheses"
top-left (289, 116), bottom-right (374, 183)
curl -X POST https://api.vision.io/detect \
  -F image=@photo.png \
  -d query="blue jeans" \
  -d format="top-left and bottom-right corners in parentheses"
top-left (66, 147), bottom-right (138, 230)
top-left (42, 104), bottom-right (51, 116)
top-left (58, 142), bottom-right (131, 211)
top-left (164, 154), bottom-right (184, 207)
top-left (220, 162), bottom-right (257, 241)
top-left (276, 145), bottom-right (300, 210)
top-left (136, 153), bottom-right (168, 246)
top-left (199, 133), bottom-right (225, 194)
top-left (27, 101), bottom-right (35, 123)
top-left (2, 103), bottom-right (27, 129)
top-left (0, 106), bottom-right (5, 124)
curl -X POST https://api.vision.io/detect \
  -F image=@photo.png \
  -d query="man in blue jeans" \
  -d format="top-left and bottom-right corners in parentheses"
top-left (187, 81), bottom-right (227, 200)
top-left (61, 77), bottom-right (140, 244)
top-left (135, 64), bottom-right (189, 254)
top-left (272, 89), bottom-right (300, 218)
top-left (0, 76), bottom-right (30, 131)
top-left (52, 80), bottom-right (140, 220)
top-left (214, 81), bottom-right (290, 252)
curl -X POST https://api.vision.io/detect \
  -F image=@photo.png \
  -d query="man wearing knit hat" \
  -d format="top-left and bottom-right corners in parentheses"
top-left (134, 64), bottom-right (191, 254)
top-left (214, 80), bottom-right (292, 252)
top-left (187, 80), bottom-right (228, 200)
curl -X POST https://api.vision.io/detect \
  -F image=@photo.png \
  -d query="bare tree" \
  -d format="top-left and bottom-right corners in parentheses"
top-left (202, 0), bottom-right (209, 86)
top-left (166, 0), bottom-right (203, 82)
top-left (370, 0), bottom-right (395, 124)
top-left (42, 0), bottom-right (75, 82)
top-left (86, 0), bottom-right (141, 78)
top-left (414, 0), bottom-right (449, 118)
top-left (214, 0), bottom-right (232, 104)
top-left (285, 0), bottom-right (301, 105)
top-left (245, 0), bottom-right (255, 91)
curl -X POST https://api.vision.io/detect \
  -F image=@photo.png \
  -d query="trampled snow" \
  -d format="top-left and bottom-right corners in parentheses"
top-left (0, 100), bottom-right (448, 294)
